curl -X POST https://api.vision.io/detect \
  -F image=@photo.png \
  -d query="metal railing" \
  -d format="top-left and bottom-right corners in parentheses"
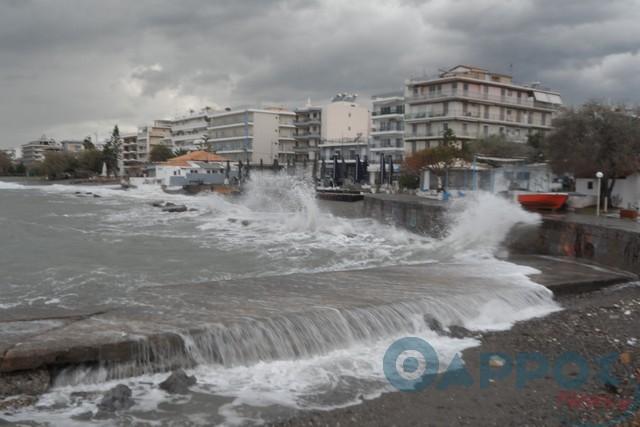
top-left (406, 90), bottom-right (538, 108)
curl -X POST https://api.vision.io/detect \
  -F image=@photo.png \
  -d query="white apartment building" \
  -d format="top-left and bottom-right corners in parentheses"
top-left (317, 94), bottom-right (370, 162)
top-left (404, 65), bottom-right (563, 154)
top-left (21, 136), bottom-right (61, 166)
top-left (170, 108), bottom-right (212, 151)
top-left (207, 108), bottom-right (297, 164)
top-left (294, 105), bottom-right (322, 161)
top-left (60, 140), bottom-right (84, 153)
top-left (370, 92), bottom-right (405, 164)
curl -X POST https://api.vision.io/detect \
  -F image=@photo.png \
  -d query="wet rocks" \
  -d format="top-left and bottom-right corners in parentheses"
top-left (97, 384), bottom-right (134, 412)
top-left (151, 201), bottom-right (189, 213)
top-left (162, 205), bottom-right (188, 213)
top-left (159, 369), bottom-right (197, 394)
top-left (241, 220), bottom-right (250, 226)
top-left (0, 369), bottom-right (50, 398)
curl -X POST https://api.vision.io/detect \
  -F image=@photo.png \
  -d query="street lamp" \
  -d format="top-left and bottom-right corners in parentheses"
top-left (596, 171), bottom-right (604, 217)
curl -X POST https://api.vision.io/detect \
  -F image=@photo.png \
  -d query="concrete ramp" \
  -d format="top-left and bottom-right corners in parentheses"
top-left (0, 256), bottom-right (634, 381)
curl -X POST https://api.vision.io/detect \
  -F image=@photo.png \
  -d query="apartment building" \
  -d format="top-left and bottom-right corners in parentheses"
top-left (21, 135), bottom-right (61, 166)
top-left (370, 92), bottom-right (405, 163)
top-left (207, 108), bottom-right (297, 164)
top-left (120, 132), bottom-right (140, 176)
top-left (404, 65), bottom-right (563, 154)
top-left (317, 94), bottom-right (370, 162)
top-left (293, 105), bottom-right (322, 161)
top-left (60, 140), bottom-right (84, 153)
top-left (170, 108), bottom-right (211, 151)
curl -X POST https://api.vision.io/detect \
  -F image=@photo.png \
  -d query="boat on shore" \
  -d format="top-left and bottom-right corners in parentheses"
top-left (517, 192), bottom-right (568, 211)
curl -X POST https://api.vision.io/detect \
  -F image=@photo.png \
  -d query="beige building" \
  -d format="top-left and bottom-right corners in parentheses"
top-left (120, 132), bottom-right (139, 176)
top-left (207, 108), bottom-right (296, 164)
top-left (318, 94), bottom-right (370, 161)
top-left (404, 65), bottom-right (562, 154)
top-left (60, 140), bottom-right (84, 153)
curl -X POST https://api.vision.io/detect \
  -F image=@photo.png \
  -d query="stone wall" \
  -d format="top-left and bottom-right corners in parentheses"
top-left (362, 194), bottom-right (447, 237)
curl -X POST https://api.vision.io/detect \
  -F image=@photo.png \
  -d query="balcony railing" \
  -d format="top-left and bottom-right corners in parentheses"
top-left (407, 90), bottom-right (543, 109)
top-left (405, 111), bottom-right (550, 127)
top-left (372, 110), bottom-right (404, 116)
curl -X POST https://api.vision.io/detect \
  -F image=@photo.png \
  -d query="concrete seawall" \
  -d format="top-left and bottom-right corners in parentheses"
top-left (364, 194), bottom-right (640, 274)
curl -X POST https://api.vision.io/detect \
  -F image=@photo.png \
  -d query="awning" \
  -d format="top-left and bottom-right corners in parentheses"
top-left (533, 91), bottom-right (563, 105)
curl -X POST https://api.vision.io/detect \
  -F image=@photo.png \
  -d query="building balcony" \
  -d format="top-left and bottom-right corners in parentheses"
top-left (207, 122), bottom-right (252, 131)
top-left (293, 119), bottom-right (321, 126)
top-left (171, 122), bottom-right (209, 133)
top-left (406, 90), bottom-right (559, 110)
top-left (210, 135), bottom-right (254, 143)
top-left (405, 112), bottom-right (552, 128)
top-left (371, 111), bottom-right (404, 118)
top-left (371, 128), bottom-right (404, 135)
top-left (295, 133), bottom-right (321, 140)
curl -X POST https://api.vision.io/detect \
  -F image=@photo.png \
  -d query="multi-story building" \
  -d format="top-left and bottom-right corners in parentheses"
top-left (207, 108), bottom-right (297, 164)
top-left (120, 132), bottom-right (140, 176)
top-left (404, 65), bottom-right (563, 154)
top-left (137, 120), bottom-right (173, 161)
top-left (60, 140), bottom-right (84, 154)
top-left (370, 92), bottom-right (405, 164)
top-left (293, 105), bottom-right (322, 161)
top-left (170, 109), bottom-right (213, 151)
top-left (317, 94), bottom-right (370, 162)
top-left (21, 136), bottom-right (61, 166)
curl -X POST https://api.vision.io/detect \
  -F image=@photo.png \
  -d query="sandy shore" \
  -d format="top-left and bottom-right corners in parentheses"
top-left (273, 283), bottom-right (640, 427)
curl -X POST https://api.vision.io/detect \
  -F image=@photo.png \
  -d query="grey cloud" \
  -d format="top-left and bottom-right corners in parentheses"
top-left (0, 0), bottom-right (639, 148)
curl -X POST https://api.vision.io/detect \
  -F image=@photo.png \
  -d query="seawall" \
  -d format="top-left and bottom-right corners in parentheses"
top-left (364, 194), bottom-right (640, 274)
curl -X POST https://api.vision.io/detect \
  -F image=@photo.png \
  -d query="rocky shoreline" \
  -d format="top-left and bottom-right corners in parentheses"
top-left (272, 283), bottom-right (640, 427)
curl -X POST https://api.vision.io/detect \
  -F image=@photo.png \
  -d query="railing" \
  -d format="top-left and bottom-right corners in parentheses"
top-left (406, 90), bottom-right (539, 108)
top-left (405, 111), bottom-right (550, 127)
top-left (372, 110), bottom-right (404, 116)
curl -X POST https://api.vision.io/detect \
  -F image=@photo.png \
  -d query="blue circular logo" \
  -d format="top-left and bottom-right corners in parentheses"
top-left (383, 337), bottom-right (440, 392)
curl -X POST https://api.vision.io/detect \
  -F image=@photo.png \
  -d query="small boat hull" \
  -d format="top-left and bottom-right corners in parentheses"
top-left (517, 193), bottom-right (568, 211)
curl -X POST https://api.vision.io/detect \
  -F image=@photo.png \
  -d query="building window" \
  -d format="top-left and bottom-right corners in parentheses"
top-left (587, 181), bottom-right (593, 190)
top-left (484, 125), bottom-right (489, 136)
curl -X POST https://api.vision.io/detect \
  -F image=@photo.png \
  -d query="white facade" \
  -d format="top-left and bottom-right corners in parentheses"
top-left (317, 96), bottom-right (370, 162)
top-left (371, 92), bottom-right (405, 164)
top-left (576, 175), bottom-right (640, 209)
top-left (170, 109), bottom-right (211, 150)
top-left (404, 65), bottom-right (563, 154)
top-left (208, 108), bottom-right (296, 164)
top-left (21, 136), bottom-right (61, 166)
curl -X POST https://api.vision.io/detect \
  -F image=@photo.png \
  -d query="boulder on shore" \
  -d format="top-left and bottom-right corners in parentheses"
top-left (162, 205), bottom-right (188, 213)
top-left (0, 369), bottom-right (50, 398)
top-left (159, 369), bottom-right (197, 394)
top-left (97, 384), bottom-right (134, 412)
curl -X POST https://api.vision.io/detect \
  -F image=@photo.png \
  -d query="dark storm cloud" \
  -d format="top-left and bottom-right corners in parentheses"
top-left (0, 0), bottom-right (639, 148)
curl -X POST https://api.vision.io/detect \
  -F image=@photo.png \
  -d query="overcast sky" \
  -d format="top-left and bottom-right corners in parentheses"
top-left (1, 0), bottom-right (639, 149)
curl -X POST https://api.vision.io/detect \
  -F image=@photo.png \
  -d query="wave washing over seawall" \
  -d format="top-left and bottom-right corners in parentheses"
top-left (0, 176), bottom-right (559, 426)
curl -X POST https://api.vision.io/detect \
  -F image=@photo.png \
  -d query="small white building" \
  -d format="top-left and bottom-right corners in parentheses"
top-left (152, 151), bottom-right (237, 187)
top-left (576, 174), bottom-right (640, 209)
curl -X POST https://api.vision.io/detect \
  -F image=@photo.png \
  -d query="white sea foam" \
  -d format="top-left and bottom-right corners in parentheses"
top-left (1, 173), bottom-right (560, 426)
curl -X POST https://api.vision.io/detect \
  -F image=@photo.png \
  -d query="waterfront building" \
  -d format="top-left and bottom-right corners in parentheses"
top-left (317, 94), bottom-right (370, 162)
top-left (60, 140), bottom-right (84, 154)
top-left (404, 65), bottom-right (563, 154)
top-left (207, 107), bottom-right (297, 165)
top-left (120, 132), bottom-right (140, 176)
top-left (294, 104), bottom-right (322, 161)
top-left (137, 120), bottom-right (173, 162)
top-left (370, 91), bottom-right (405, 164)
top-left (170, 108), bottom-right (212, 151)
top-left (154, 150), bottom-right (236, 187)
top-left (21, 135), bottom-right (61, 166)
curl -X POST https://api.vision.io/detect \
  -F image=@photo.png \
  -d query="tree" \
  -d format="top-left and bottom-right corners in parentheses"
top-left (42, 152), bottom-right (78, 180)
top-left (14, 163), bottom-right (26, 176)
top-left (149, 145), bottom-right (175, 162)
top-left (102, 125), bottom-right (121, 176)
top-left (403, 130), bottom-right (471, 189)
top-left (0, 151), bottom-right (12, 175)
top-left (82, 136), bottom-right (96, 150)
top-left (546, 102), bottom-right (640, 206)
top-left (77, 148), bottom-right (103, 175)
top-left (467, 134), bottom-right (533, 160)
top-left (173, 148), bottom-right (189, 157)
